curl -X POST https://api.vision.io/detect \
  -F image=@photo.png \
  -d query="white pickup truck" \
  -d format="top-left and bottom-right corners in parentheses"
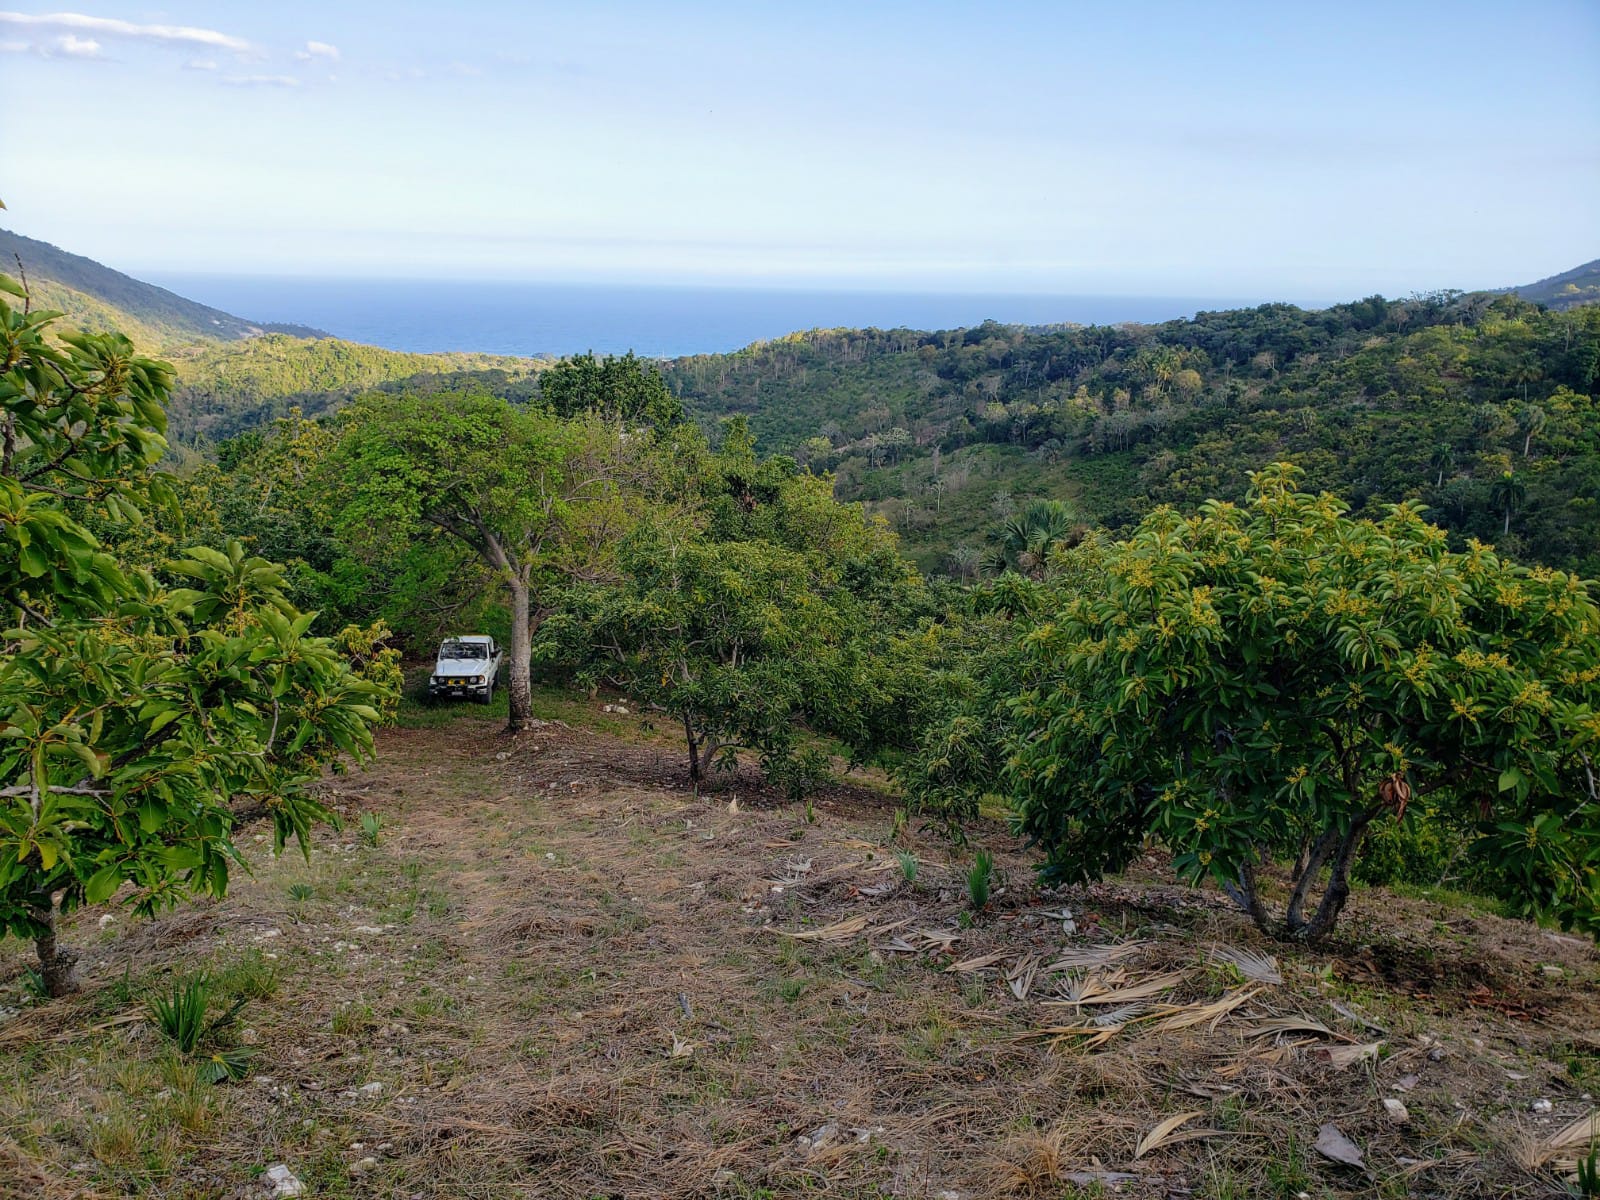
top-left (427, 635), bottom-right (503, 704)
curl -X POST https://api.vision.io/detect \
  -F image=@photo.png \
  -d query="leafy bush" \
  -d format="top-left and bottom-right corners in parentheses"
top-left (0, 277), bottom-right (393, 996)
top-left (1009, 464), bottom-right (1600, 941)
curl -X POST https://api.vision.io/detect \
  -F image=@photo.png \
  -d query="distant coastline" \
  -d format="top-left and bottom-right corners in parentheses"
top-left (148, 274), bottom-right (1270, 359)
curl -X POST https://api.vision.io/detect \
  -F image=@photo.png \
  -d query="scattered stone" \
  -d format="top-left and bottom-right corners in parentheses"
top-left (351, 1157), bottom-right (379, 1174)
top-left (602, 703), bottom-right (629, 714)
top-left (359, 1081), bottom-right (384, 1096)
top-left (797, 1122), bottom-right (840, 1152)
top-left (264, 1164), bottom-right (305, 1197)
top-left (1428, 1047), bottom-right (1446, 1062)
top-left (1392, 1074), bottom-right (1421, 1092)
top-left (1383, 1098), bottom-right (1410, 1125)
top-left (1531, 1098), bottom-right (1553, 1114)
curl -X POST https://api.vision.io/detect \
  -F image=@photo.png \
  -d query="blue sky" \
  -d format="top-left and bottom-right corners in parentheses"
top-left (2, 1), bottom-right (1596, 297)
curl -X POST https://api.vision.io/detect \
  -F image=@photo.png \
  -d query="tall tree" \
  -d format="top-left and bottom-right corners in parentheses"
top-left (1490, 469), bottom-right (1526, 536)
top-left (1516, 404), bottom-right (1547, 459)
top-left (1428, 442), bottom-right (1455, 487)
top-left (331, 393), bottom-right (572, 732)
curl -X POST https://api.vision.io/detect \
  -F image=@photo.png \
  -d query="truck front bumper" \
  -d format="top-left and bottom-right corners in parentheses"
top-left (428, 678), bottom-right (491, 700)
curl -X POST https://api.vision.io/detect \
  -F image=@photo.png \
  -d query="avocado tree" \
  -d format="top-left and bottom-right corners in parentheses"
top-left (541, 522), bottom-right (845, 794)
top-left (1009, 464), bottom-right (1600, 941)
top-left (0, 278), bottom-right (390, 995)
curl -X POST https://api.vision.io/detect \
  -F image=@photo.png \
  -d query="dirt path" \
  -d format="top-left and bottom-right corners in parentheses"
top-left (2, 716), bottom-right (1599, 1199)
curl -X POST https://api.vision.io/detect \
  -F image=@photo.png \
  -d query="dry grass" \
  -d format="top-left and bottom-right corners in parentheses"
top-left (1, 705), bottom-right (1598, 1199)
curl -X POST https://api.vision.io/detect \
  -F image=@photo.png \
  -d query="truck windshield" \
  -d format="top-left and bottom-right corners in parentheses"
top-left (440, 642), bottom-right (487, 660)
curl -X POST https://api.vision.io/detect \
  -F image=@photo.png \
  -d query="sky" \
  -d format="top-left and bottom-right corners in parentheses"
top-left (1, 1), bottom-right (1597, 298)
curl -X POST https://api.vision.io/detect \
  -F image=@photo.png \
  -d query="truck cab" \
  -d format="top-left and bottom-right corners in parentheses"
top-left (427, 635), bottom-right (503, 704)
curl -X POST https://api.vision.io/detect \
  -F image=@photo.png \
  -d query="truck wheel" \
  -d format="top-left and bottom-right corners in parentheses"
top-left (479, 684), bottom-right (493, 706)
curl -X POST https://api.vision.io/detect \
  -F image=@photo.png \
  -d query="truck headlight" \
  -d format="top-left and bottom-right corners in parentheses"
top-left (471, 675), bottom-right (483, 684)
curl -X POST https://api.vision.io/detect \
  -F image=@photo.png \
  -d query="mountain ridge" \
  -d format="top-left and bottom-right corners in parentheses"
top-left (0, 228), bottom-right (329, 344)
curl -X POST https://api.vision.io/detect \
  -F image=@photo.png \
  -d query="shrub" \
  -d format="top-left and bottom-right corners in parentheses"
top-left (1009, 464), bottom-right (1600, 942)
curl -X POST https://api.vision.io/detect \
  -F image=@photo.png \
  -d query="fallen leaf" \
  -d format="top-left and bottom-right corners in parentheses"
top-left (1315, 1122), bottom-right (1365, 1169)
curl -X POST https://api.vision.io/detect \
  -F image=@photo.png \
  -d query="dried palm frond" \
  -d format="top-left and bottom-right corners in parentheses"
top-left (1135, 1111), bottom-right (1228, 1158)
top-left (1512, 1111), bottom-right (1600, 1171)
top-left (1042, 941), bottom-right (1146, 972)
top-left (1208, 944), bottom-right (1283, 985)
top-left (1148, 986), bottom-right (1261, 1033)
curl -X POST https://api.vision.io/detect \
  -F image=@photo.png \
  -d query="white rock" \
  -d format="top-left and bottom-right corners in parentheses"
top-left (1531, 1098), bottom-right (1553, 1114)
top-left (264, 1164), bottom-right (305, 1197)
top-left (359, 1081), bottom-right (384, 1095)
top-left (352, 1156), bottom-right (379, 1173)
top-left (1382, 1098), bottom-right (1410, 1125)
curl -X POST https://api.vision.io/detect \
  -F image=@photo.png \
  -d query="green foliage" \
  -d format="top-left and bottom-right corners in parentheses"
top-left (359, 812), bottom-right (384, 847)
top-left (539, 350), bottom-right (684, 432)
top-left (0, 277), bottom-right (393, 996)
top-left (147, 975), bottom-right (246, 1058)
top-left (165, 335), bottom-right (537, 442)
top-left (966, 849), bottom-right (993, 911)
top-left (981, 498), bottom-right (1083, 577)
top-left (664, 295), bottom-right (1600, 576)
top-left (894, 850), bottom-right (919, 883)
top-left (1008, 463), bottom-right (1600, 941)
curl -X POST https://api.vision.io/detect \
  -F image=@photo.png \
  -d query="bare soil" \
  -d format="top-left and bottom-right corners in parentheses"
top-left (2, 710), bottom-right (1598, 1199)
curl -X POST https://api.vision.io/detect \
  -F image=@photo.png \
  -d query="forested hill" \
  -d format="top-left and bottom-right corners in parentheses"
top-left (662, 292), bottom-right (1600, 576)
top-left (0, 228), bottom-right (326, 344)
top-left (1505, 258), bottom-right (1600, 311)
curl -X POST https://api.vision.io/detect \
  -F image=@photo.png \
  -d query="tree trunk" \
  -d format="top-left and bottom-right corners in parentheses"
top-left (505, 576), bottom-right (534, 733)
top-left (31, 903), bottom-right (79, 998)
top-left (683, 712), bottom-right (703, 784)
top-left (1298, 816), bottom-right (1372, 941)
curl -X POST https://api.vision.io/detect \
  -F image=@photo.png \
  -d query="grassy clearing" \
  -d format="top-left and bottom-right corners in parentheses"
top-left (1, 703), bottom-right (1598, 1199)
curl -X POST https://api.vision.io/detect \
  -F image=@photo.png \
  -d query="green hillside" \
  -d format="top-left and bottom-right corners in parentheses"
top-left (662, 293), bottom-right (1600, 575)
top-left (165, 336), bottom-right (544, 444)
top-left (0, 227), bottom-right (325, 344)
top-left (1506, 258), bottom-right (1600, 311)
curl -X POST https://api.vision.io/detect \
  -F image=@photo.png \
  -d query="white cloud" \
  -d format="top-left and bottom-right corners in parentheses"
top-left (0, 37), bottom-right (27, 52)
top-left (55, 32), bottom-right (100, 57)
top-left (0, 11), bottom-right (253, 52)
top-left (220, 73), bottom-right (301, 88)
top-left (294, 39), bottom-right (338, 61)
top-left (185, 58), bottom-right (217, 71)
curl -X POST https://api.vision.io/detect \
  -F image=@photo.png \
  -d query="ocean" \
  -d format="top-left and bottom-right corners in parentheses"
top-left (149, 275), bottom-right (1265, 360)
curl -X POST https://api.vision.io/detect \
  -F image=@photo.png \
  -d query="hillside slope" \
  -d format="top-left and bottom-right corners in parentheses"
top-left (1506, 258), bottom-right (1600, 311)
top-left (663, 294), bottom-right (1600, 575)
top-left (0, 228), bottom-right (325, 343)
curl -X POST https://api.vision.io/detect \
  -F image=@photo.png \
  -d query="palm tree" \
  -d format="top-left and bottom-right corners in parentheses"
top-left (981, 499), bottom-right (1083, 578)
top-left (1490, 470), bottom-right (1526, 536)
top-left (1428, 443), bottom-right (1456, 487)
top-left (1516, 405), bottom-right (1547, 459)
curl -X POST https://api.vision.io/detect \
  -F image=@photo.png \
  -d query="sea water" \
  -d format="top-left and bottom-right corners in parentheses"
top-left (149, 275), bottom-right (1267, 359)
